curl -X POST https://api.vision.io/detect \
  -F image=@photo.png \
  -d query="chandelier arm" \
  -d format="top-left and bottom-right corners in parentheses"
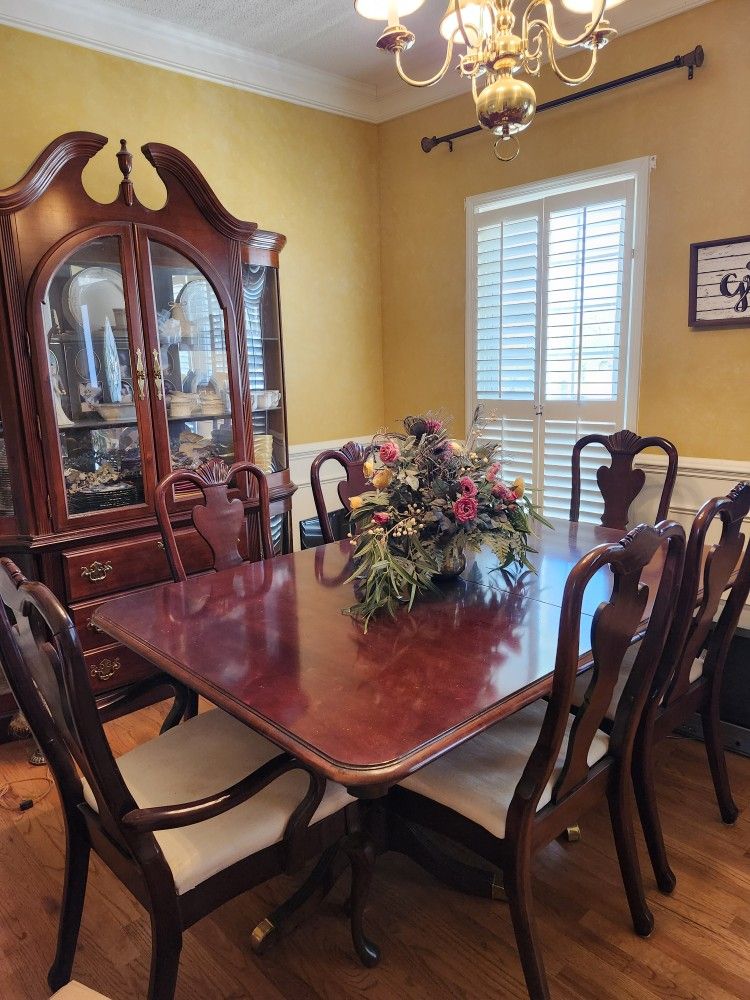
top-left (523, 0), bottom-right (607, 50)
top-left (394, 36), bottom-right (455, 88)
top-left (546, 31), bottom-right (600, 86)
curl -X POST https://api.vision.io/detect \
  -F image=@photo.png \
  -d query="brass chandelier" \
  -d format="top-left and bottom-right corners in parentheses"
top-left (354, 0), bottom-right (623, 160)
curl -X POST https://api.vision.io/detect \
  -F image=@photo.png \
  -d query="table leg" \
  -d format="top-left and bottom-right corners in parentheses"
top-left (388, 813), bottom-right (506, 901)
top-left (341, 830), bottom-right (381, 968)
top-left (250, 843), bottom-right (346, 954)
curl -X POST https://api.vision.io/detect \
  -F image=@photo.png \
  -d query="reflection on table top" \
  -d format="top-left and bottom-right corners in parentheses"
top-left (95, 518), bottom-right (653, 789)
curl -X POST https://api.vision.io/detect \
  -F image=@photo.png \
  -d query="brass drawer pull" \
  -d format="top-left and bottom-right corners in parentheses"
top-left (90, 657), bottom-right (121, 682)
top-left (86, 617), bottom-right (105, 635)
top-left (81, 560), bottom-right (113, 583)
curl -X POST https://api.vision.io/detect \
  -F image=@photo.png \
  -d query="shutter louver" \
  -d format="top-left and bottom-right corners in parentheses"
top-left (482, 414), bottom-right (535, 491)
top-left (545, 199), bottom-right (626, 403)
top-left (476, 216), bottom-right (538, 402)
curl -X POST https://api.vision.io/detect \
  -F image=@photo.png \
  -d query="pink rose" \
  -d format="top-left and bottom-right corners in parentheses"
top-left (452, 496), bottom-right (478, 523)
top-left (372, 511), bottom-right (390, 526)
top-left (459, 476), bottom-right (478, 497)
top-left (485, 463), bottom-right (501, 482)
top-left (379, 440), bottom-right (400, 464)
top-left (492, 482), bottom-right (517, 503)
top-left (425, 418), bottom-right (443, 434)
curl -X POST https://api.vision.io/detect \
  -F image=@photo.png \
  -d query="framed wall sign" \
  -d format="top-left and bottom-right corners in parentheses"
top-left (689, 235), bottom-right (750, 328)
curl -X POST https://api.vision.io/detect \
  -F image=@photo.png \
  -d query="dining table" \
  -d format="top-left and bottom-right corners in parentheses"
top-left (92, 516), bottom-right (666, 960)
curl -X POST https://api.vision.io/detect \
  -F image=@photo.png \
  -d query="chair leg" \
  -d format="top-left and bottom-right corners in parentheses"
top-left (632, 734), bottom-right (676, 894)
top-left (47, 813), bottom-right (91, 991)
top-left (342, 831), bottom-right (380, 968)
top-left (701, 703), bottom-right (739, 824)
top-left (147, 910), bottom-right (182, 1000)
top-left (160, 685), bottom-right (198, 734)
top-left (504, 853), bottom-right (550, 1000)
top-left (606, 780), bottom-right (654, 938)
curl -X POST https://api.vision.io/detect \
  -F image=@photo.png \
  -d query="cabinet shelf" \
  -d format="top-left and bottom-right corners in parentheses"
top-left (168, 412), bottom-right (232, 422)
top-left (59, 419), bottom-right (139, 432)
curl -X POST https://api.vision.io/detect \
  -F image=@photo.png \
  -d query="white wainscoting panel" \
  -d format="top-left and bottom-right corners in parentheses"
top-left (288, 436), bottom-right (371, 545)
top-left (632, 454), bottom-right (750, 627)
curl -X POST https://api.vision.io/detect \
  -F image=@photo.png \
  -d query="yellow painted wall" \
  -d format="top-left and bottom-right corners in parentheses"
top-left (378, 0), bottom-right (750, 459)
top-left (0, 24), bottom-right (384, 445)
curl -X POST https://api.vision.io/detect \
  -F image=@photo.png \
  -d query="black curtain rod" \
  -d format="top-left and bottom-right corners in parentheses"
top-left (420, 45), bottom-right (704, 153)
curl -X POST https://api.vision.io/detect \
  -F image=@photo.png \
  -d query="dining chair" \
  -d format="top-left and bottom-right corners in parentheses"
top-left (155, 457), bottom-right (274, 720)
top-left (389, 521), bottom-right (686, 1000)
top-left (0, 557), bottom-right (356, 1000)
top-left (571, 429), bottom-right (678, 530)
top-left (305, 440), bottom-right (373, 547)
top-left (155, 457), bottom-right (274, 582)
top-left (629, 482), bottom-right (750, 893)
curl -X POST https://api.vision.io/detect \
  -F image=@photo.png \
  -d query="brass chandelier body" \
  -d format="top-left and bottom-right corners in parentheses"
top-left (359, 1), bottom-right (617, 160)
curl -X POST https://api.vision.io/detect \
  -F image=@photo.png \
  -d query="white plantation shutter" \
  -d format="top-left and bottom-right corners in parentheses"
top-left (468, 162), bottom-right (648, 524)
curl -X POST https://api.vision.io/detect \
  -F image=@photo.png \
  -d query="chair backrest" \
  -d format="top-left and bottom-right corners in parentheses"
top-left (508, 521), bottom-right (686, 827)
top-left (310, 441), bottom-right (373, 544)
top-left (570, 430), bottom-right (678, 530)
top-left (655, 481), bottom-right (750, 708)
top-left (0, 559), bottom-right (141, 854)
top-left (155, 458), bottom-right (274, 583)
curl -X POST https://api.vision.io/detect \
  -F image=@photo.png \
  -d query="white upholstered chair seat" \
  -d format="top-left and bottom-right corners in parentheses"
top-left (572, 641), bottom-right (706, 722)
top-left (83, 708), bottom-right (353, 894)
top-left (399, 700), bottom-right (609, 840)
top-left (52, 983), bottom-right (110, 999)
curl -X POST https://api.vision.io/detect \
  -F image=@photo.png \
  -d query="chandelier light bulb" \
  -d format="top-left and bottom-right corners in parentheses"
top-left (439, 0), bottom-right (492, 43)
top-left (561, 0), bottom-right (627, 11)
top-left (353, 0), bottom-right (426, 22)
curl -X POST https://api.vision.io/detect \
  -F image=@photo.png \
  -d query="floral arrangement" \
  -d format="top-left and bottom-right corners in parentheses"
top-left (344, 410), bottom-right (549, 629)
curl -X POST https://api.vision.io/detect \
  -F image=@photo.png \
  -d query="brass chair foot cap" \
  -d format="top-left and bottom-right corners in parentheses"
top-left (491, 875), bottom-right (508, 902)
top-left (566, 824), bottom-right (582, 843)
top-left (250, 917), bottom-right (275, 953)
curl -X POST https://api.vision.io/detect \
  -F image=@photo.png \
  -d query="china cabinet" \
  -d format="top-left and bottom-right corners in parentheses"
top-left (0, 132), bottom-right (293, 738)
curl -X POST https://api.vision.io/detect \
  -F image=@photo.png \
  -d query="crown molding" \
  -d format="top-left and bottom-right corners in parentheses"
top-left (0, 0), bottom-right (715, 125)
top-left (0, 0), bottom-right (380, 122)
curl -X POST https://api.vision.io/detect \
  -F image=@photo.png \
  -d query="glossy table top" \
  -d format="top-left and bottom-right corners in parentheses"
top-left (94, 519), bottom-right (659, 789)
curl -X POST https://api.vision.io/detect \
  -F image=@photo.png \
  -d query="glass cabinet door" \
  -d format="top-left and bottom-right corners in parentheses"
top-left (147, 241), bottom-right (237, 473)
top-left (242, 263), bottom-right (288, 475)
top-left (41, 234), bottom-right (151, 520)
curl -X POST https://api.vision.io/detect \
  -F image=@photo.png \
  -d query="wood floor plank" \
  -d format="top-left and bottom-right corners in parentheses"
top-left (0, 703), bottom-right (747, 999)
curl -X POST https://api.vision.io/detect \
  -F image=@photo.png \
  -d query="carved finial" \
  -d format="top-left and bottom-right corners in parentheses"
top-left (116, 138), bottom-right (134, 206)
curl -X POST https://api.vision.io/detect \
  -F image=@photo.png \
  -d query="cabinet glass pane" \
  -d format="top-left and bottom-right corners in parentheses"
top-left (149, 242), bottom-right (235, 471)
top-left (243, 264), bottom-right (287, 474)
top-left (43, 236), bottom-right (145, 516)
top-left (0, 420), bottom-right (14, 518)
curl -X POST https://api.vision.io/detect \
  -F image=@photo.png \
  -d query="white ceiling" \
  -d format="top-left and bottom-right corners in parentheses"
top-left (0, 0), bottom-right (714, 121)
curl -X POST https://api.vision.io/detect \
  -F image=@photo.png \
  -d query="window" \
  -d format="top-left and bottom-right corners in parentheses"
top-left (466, 158), bottom-right (651, 523)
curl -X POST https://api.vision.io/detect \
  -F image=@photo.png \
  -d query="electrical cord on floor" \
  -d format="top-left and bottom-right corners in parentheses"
top-left (0, 768), bottom-right (53, 811)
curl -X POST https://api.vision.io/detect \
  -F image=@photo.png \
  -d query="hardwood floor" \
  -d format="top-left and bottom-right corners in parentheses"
top-left (0, 701), bottom-right (748, 1000)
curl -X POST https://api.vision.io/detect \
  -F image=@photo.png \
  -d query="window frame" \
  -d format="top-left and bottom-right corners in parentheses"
top-left (464, 156), bottom-right (654, 438)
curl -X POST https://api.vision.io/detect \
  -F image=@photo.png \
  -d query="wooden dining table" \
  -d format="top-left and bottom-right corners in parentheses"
top-left (94, 518), bottom-right (662, 794)
top-left (92, 517), bottom-right (666, 959)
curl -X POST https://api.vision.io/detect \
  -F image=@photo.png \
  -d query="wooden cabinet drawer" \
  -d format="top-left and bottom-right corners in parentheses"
top-left (85, 644), bottom-right (155, 694)
top-left (63, 528), bottom-right (216, 601)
